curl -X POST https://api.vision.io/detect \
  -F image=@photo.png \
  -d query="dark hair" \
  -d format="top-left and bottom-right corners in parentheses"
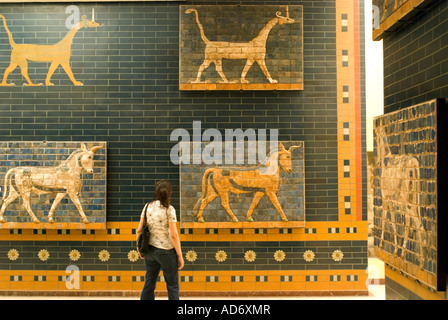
top-left (152, 179), bottom-right (172, 209)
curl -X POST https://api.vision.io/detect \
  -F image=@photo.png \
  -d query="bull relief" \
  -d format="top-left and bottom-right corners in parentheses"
top-left (180, 5), bottom-right (303, 90)
top-left (180, 141), bottom-right (305, 228)
top-left (0, 142), bottom-right (107, 229)
top-left (373, 99), bottom-right (444, 291)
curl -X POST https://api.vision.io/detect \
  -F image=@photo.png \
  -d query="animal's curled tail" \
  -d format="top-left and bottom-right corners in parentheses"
top-left (0, 14), bottom-right (16, 47)
top-left (1, 169), bottom-right (14, 204)
top-left (185, 9), bottom-right (209, 44)
top-left (193, 168), bottom-right (216, 210)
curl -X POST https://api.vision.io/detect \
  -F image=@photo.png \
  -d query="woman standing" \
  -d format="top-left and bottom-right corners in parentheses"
top-left (136, 180), bottom-right (184, 300)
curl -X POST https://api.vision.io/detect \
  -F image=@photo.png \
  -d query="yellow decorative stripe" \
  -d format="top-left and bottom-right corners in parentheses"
top-left (0, 269), bottom-right (368, 292)
top-left (0, 221), bottom-right (368, 242)
top-left (181, 221), bottom-right (305, 229)
top-left (180, 83), bottom-right (303, 90)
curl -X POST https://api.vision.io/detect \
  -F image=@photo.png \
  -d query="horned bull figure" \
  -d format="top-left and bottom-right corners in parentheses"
top-left (194, 143), bottom-right (301, 222)
top-left (0, 143), bottom-right (104, 224)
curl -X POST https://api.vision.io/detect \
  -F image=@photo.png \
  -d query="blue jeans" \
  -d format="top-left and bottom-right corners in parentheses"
top-left (140, 245), bottom-right (179, 300)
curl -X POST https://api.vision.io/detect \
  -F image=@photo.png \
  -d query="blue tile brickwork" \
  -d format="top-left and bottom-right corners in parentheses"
top-left (0, 0), bottom-right (340, 223)
top-left (0, 0), bottom-right (367, 293)
top-left (180, 141), bottom-right (305, 224)
top-left (0, 141), bottom-right (106, 227)
top-left (179, 5), bottom-right (303, 88)
top-left (380, 0), bottom-right (448, 113)
top-left (373, 99), bottom-right (441, 291)
top-left (0, 239), bottom-right (366, 272)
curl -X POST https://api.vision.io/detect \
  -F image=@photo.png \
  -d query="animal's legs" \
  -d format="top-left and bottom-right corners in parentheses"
top-left (0, 189), bottom-right (19, 222)
top-left (20, 192), bottom-right (40, 223)
top-left (240, 59), bottom-right (254, 84)
top-left (45, 62), bottom-right (60, 86)
top-left (391, 213), bottom-right (399, 257)
top-left (214, 60), bottom-right (231, 83)
top-left (67, 191), bottom-right (89, 223)
top-left (379, 198), bottom-right (390, 249)
top-left (19, 61), bottom-right (42, 86)
top-left (265, 191), bottom-right (287, 221)
top-left (403, 205), bottom-right (425, 269)
top-left (246, 192), bottom-right (264, 222)
top-left (197, 192), bottom-right (218, 222)
top-left (416, 222), bottom-right (425, 269)
top-left (47, 192), bottom-right (66, 223)
top-left (256, 59), bottom-right (277, 84)
top-left (190, 60), bottom-right (212, 83)
top-left (220, 193), bottom-right (239, 222)
top-left (61, 62), bottom-right (83, 86)
top-left (380, 213), bottom-right (386, 249)
top-left (382, 0), bottom-right (388, 21)
top-left (382, 0), bottom-right (399, 21)
top-left (0, 62), bottom-right (18, 86)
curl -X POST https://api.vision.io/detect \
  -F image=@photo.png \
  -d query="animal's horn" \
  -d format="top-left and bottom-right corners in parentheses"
top-left (288, 144), bottom-right (301, 152)
top-left (91, 145), bottom-right (104, 154)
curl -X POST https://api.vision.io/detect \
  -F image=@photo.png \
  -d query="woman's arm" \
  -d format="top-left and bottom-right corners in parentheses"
top-left (169, 222), bottom-right (184, 270)
top-left (136, 215), bottom-right (146, 258)
top-left (136, 215), bottom-right (145, 241)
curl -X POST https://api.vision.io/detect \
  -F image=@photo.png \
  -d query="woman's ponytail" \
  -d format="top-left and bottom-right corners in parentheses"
top-left (153, 179), bottom-right (172, 209)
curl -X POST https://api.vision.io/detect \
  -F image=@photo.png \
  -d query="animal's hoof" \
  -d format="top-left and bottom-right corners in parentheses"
top-left (198, 218), bottom-right (205, 223)
top-left (74, 81), bottom-right (83, 86)
top-left (48, 218), bottom-right (54, 223)
top-left (33, 219), bottom-right (40, 224)
top-left (282, 218), bottom-right (288, 222)
top-left (232, 218), bottom-right (239, 222)
top-left (0, 218), bottom-right (5, 223)
top-left (83, 219), bottom-right (90, 224)
top-left (46, 82), bottom-right (54, 86)
top-left (247, 218), bottom-right (254, 222)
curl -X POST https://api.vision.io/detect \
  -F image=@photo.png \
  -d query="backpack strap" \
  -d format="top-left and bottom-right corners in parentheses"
top-left (142, 202), bottom-right (150, 226)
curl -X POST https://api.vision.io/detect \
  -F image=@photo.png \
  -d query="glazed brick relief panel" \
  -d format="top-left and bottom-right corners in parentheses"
top-left (373, 99), bottom-right (443, 291)
top-left (0, 142), bottom-right (107, 229)
top-left (0, 0), bottom-right (367, 295)
top-left (179, 5), bottom-right (303, 90)
top-left (180, 142), bottom-right (305, 228)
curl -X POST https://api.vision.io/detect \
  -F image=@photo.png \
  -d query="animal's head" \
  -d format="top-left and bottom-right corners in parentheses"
top-left (278, 142), bottom-right (301, 173)
top-left (78, 9), bottom-right (104, 29)
top-left (80, 143), bottom-right (104, 173)
top-left (276, 6), bottom-right (296, 25)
